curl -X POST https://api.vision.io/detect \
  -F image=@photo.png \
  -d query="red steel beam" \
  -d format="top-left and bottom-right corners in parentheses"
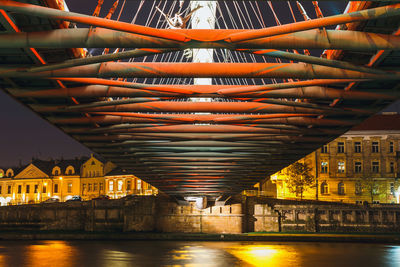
top-left (0, 0), bottom-right (188, 42)
top-left (1, 62), bottom-right (398, 79)
top-left (30, 101), bottom-right (372, 115)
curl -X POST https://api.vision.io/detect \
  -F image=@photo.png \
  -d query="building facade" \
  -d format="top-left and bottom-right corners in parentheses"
top-left (263, 114), bottom-right (400, 204)
top-left (0, 155), bottom-right (157, 205)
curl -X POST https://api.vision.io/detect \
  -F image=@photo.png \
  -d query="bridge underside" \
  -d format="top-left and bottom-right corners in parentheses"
top-left (0, 1), bottom-right (400, 200)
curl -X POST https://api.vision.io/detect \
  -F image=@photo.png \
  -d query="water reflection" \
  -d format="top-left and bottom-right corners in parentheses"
top-left (0, 240), bottom-right (398, 267)
top-left (228, 245), bottom-right (299, 266)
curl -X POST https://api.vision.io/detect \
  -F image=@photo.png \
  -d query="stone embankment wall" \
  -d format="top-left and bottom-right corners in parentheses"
top-left (0, 196), bottom-right (399, 233)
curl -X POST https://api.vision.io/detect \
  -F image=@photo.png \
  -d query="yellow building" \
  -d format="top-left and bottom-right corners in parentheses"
top-left (0, 155), bottom-right (157, 205)
top-left (263, 114), bottom-right (400, 204)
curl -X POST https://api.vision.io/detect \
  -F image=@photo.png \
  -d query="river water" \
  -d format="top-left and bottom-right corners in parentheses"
top-left (0, 240), bottom-right (398, 267)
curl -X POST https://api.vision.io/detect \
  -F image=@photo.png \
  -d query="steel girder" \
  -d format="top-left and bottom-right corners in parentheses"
top-left (0, 1), bottom-right (400, 199)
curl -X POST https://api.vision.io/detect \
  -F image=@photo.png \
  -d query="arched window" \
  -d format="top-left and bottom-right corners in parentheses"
top-left (321, 182), bottom-right (329, 195)
top-left (6, 169), bottom-right (14, 178)
top-left (52, 166), bottom-right (61, 176)
top-left (0, 169), bottom-right (4, 178)
top-left (338, 182), bottom-right (345, 195)
top-left (65, 166), bottom-right (75, 175)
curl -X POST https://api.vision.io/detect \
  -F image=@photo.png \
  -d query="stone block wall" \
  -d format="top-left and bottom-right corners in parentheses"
top-left (0, 196), bottom-right (399, 233)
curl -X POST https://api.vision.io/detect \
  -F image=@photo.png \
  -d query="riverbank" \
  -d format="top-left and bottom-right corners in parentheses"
top-left (1, 231), bottom-right (400, 244)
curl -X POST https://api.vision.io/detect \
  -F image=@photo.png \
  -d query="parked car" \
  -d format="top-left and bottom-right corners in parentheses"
top-left (43, 197), bottom-right (59, 203)
top-left (66, 196), bottom-right (82, 202)
top-left (93, 195), bottom-right (110, 201)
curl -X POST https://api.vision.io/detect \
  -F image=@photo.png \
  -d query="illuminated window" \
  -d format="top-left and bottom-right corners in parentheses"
top-left (337, 162), bottom-right (345, 173)
top-left (54, 184), bottom-right (59, 193)
top-left (26, 185), bottom-right (30, 194)
top-left (88, 184), bottom-right (92, 192)
top-left (109, 181), bottom-right (114, 192)
top-left (118, 180), bottom-right (123, 191)
top-left (372, 142), bottom-right (379, 153)
top-left (354, 162), bottom-right (362, 173)
top-left (321, 162), bottom-right (328, 173)
top-left (321, 145), bottom-right (328, 153)
top-left (7, 185), bottom-right (11, 194)
top-left (390, 183), bottom-right (395, 195)
top-left (99, 183), bottom-right (104, 191)
top-left (389, 142), bottom-right (394, 153)
top-left (372, 161), bottom-right (380, 173)
top-left (337, 142), bottom-right (345, 153)
top-left (34, 185), bottom-right (38, 193)
top-left (43, 186), bottom-right (47, 194)
top-left (127, 180), bottom-right (132, 190)
top-left (67, 183), bottom-right (72, 193)
top-left (137, 180), bottom-right (142, 190)
top-left (354, 142), bottom-right (361, 153)
top-left (321, 182), bottom-right (329, 194)
top-left (93, 183), bottom-right (98, 191)
top-left (338, 182), bottom-right (345, 195)
top-left (82, 184), bottom-right (86, 192)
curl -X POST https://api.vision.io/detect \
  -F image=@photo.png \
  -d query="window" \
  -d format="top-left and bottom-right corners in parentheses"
top-left (390, 162), bottom-right (395, 173)
top-left (354, 142), bottom-right (361, 153)
top-left (127, 180), bottom-right (132, 190)
top-left (137, 180), bottom-right (142, 190)
top-left (54, 184), bottom-right (59, 193)
top-left (99, 183), bottom-right (104, 191)
top-left (338, 162), bottom-right (345, 173)
top-left (18, 185), bottom-right (21, 194)
top-left (321, 145), bottom-right (328, 153)
top-left (118, 180), bottom-right (123, 191)
top-left (372, 161), bottom-right (380, 173)
top-left (355, 182), bottom-right (362, 195)
top-left (321, 162), bottom-right (328, 173)
top-left (109, 181), bottom-right (114, 192)
top-left (0, 186), bottom-right (2, 194)
top-left (354, 161), bottom-right (362, 173)
top-left (389, 142), bottom-right (394, 153)
top-left (338, 182), bottom-right (345, 195)
top-left (94, 183), bottom-right (98, 191)
top-left (88, 183), bottom-right (92, 192)
top-left (43, 186), bottom-right (47, 194)
top-left (372, 142), bottom-right (379, 153)
top-left (34, 185), bottom-right (38, 193)
top-left (337, 142), bottom-right (345, 153)
top-left (321, 182), bottom-right (329, 194)
top-left (67, 183), bottom-right (72, 193)
top-left (7, 185), bottom-right (11, 194)
top-left (26, 185), bottom-right (30, 194)
top-left (390, 183), bottom-right (395, 195)
top-left (82, 184), bottom-right (86, 192)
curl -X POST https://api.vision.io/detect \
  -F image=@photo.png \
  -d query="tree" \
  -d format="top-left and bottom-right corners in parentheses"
top-left (358, 176), bottom-right (386, 204)
top-left (286, 162), bottom-right (315, 200)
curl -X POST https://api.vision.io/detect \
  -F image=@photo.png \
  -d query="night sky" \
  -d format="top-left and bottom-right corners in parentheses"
top-left (0, 0), bottom-right (399, 167)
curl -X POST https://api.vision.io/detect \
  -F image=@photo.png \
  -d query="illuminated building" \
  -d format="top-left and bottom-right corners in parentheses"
top-left (263, 114), bottom-right (400, 204)
top-left (0, 155), bottom-right (157, 205)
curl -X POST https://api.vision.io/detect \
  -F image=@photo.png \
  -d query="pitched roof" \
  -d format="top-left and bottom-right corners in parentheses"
top-left (350, 113), bottom-right (400, 131)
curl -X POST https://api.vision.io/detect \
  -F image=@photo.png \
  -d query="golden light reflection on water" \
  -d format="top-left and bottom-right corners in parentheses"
top-left (25, 240), bottom-right (78, 267)
top-left (227, 244), bottom-right (299, 267)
